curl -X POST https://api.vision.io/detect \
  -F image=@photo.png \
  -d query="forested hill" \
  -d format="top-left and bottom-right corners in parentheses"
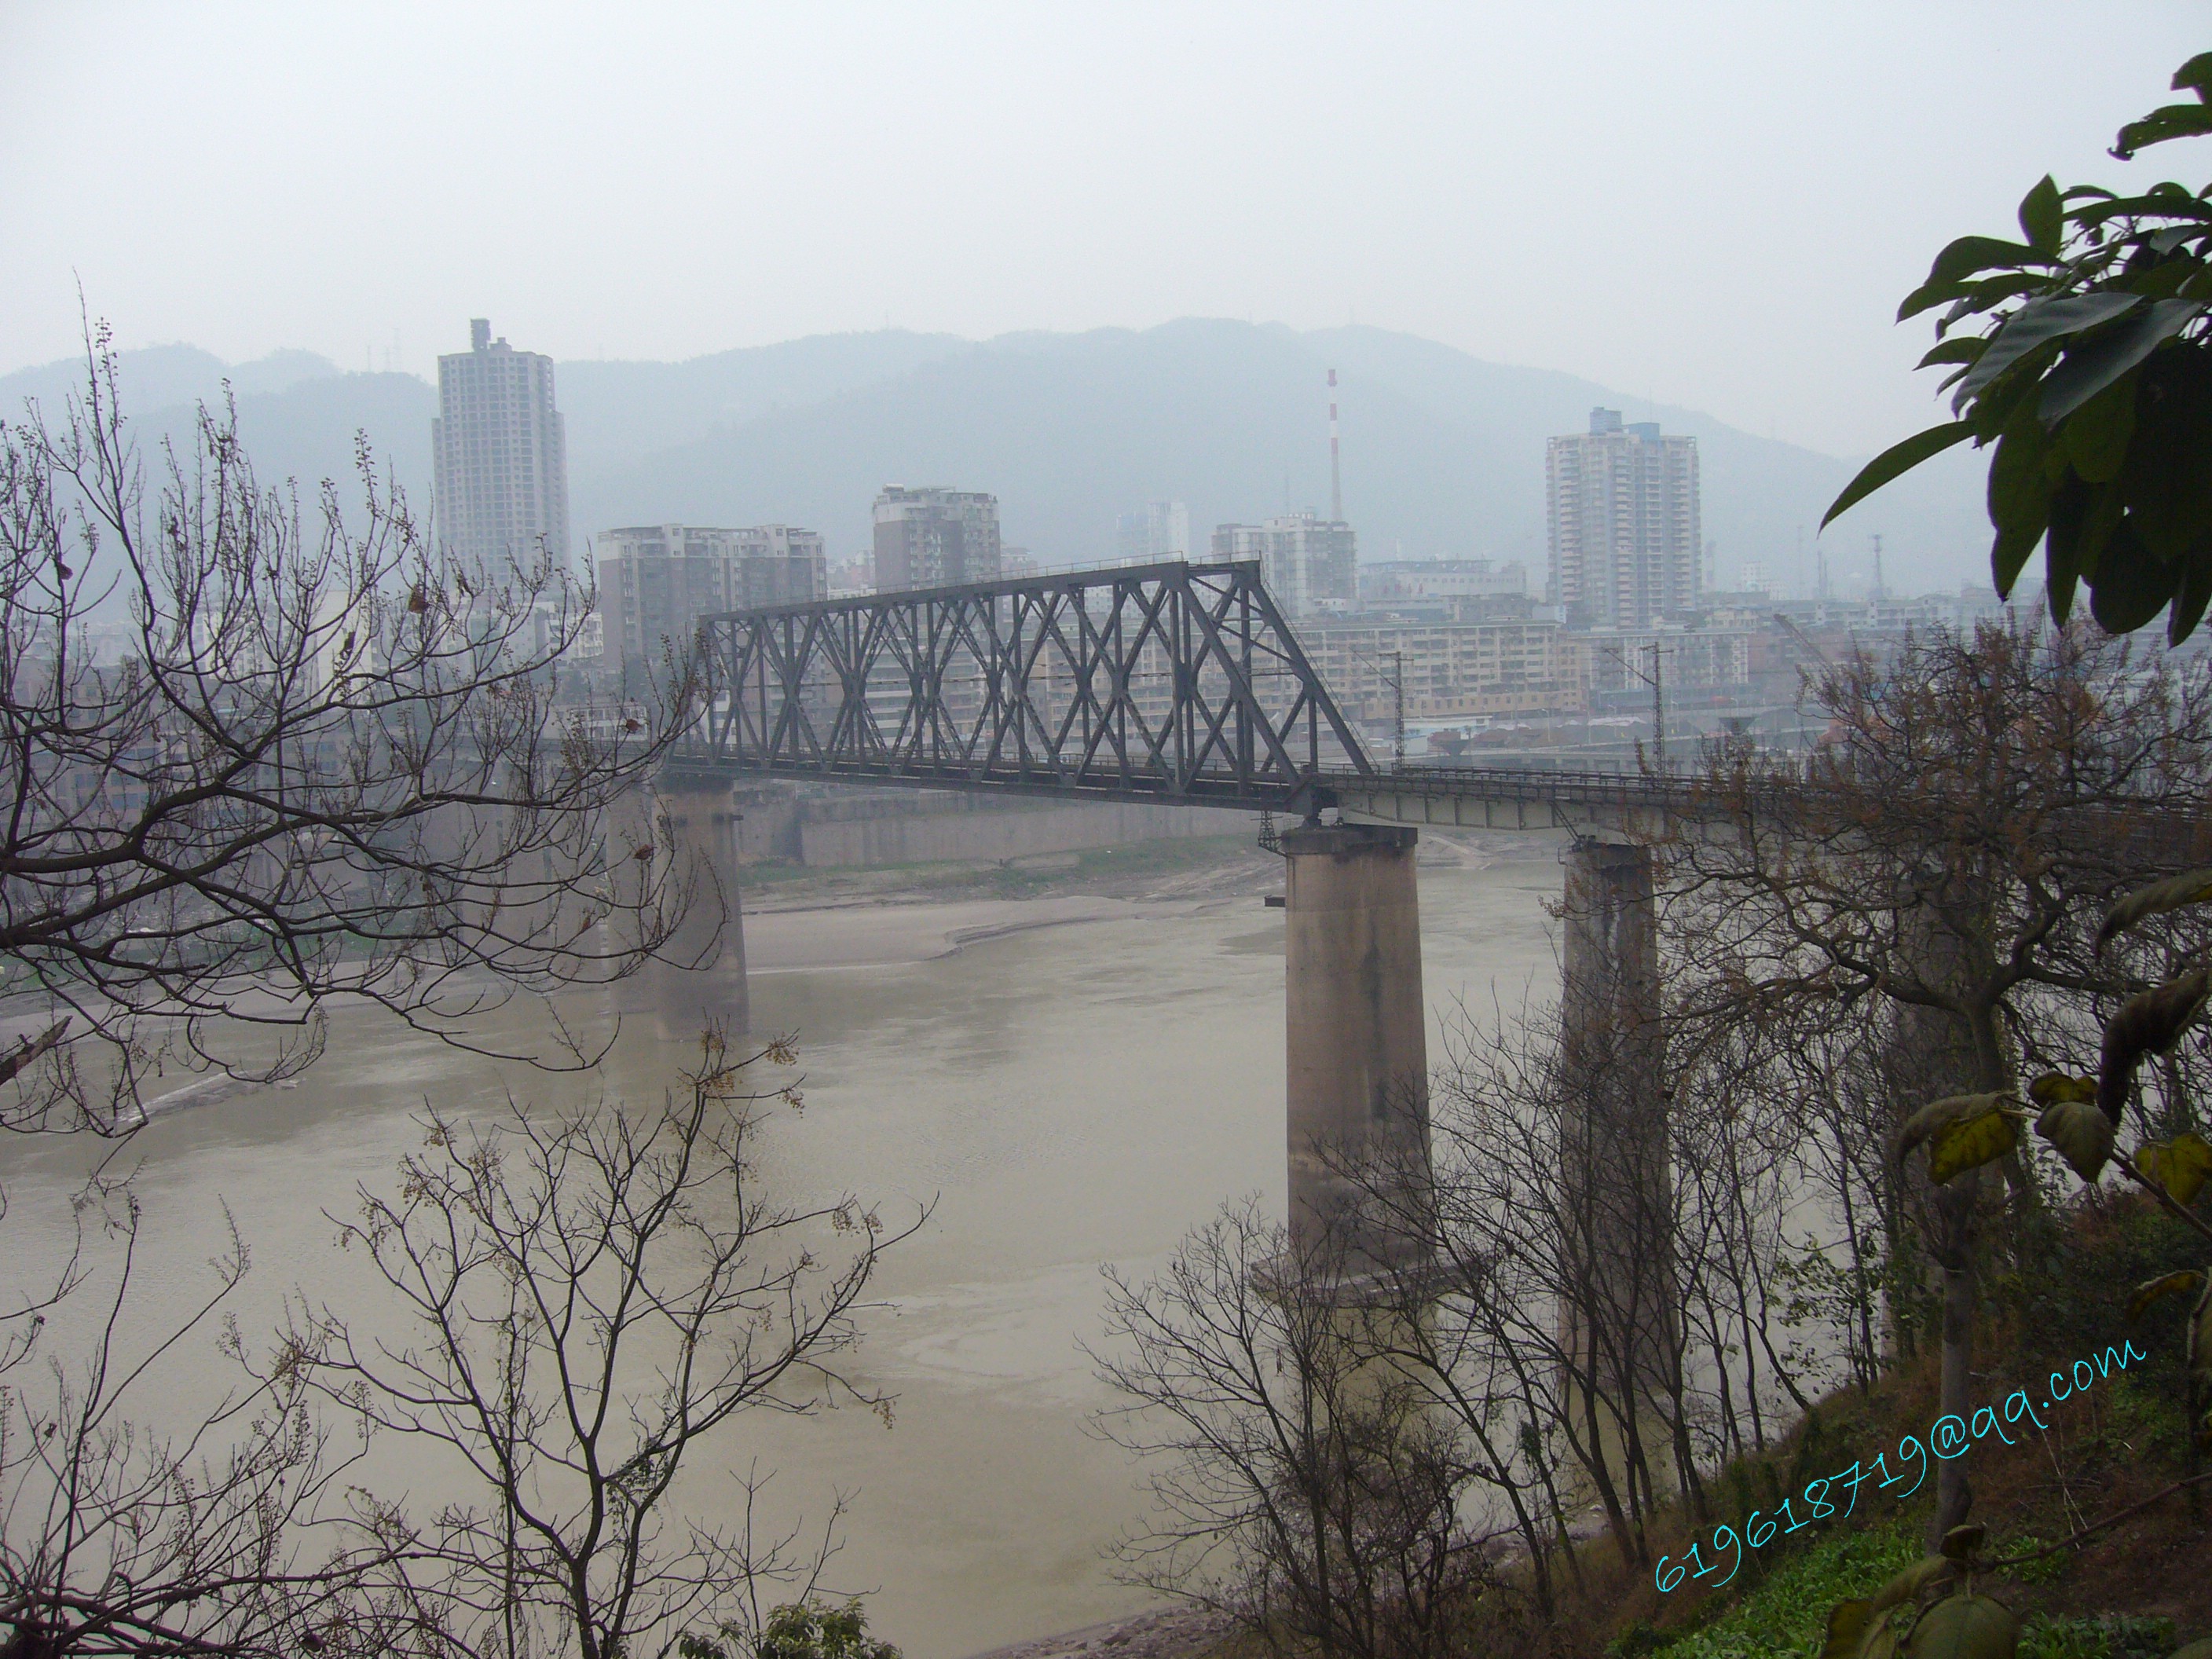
top-left (0, 320), bottom-right (1987, 591)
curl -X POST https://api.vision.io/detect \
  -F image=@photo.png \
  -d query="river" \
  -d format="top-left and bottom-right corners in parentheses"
top-left (0, 831), bottom-right (1569, 1658)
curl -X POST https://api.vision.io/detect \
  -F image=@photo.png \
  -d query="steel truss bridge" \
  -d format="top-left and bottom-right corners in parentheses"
top-left (693, 559), bottom-right (1368, 813)
top-left (683, 558), bottom-right (1706, 830)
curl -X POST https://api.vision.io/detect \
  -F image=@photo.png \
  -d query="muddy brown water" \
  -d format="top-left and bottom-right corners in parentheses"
top-left (0, 835), bottom-right (1568, 1658)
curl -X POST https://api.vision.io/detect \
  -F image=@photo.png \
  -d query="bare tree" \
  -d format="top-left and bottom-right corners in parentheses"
top-left (1090, 1198), bottom-right (1504, 1659)
top-left (287, 1033), bottom-right (921, 1659)
top-left (0, 1190), bottom-right (376, 1657)
top-left (1668, 617), bottom-right (2212, 1540)
top-left (0, 333), bottom-right (702, 1136)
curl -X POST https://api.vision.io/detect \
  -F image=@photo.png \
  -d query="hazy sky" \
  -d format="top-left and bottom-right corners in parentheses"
top-left (2, 3), bottom-right (2204, 457)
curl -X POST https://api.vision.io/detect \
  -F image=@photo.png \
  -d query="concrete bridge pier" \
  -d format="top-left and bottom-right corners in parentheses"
top-left (1558, 836), bottom-right (1680, 1496)
top-left (648, 772), bottom-right (750, 1045)
top-left (1281, 823), bottom-right (1430, 1275)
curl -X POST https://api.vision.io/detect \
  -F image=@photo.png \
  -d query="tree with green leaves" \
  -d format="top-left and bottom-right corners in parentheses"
top-left (1827, 50), bottom-right (2212, 643)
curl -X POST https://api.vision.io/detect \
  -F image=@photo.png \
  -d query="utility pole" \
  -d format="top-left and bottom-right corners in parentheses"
top-left (1610, 641), bottom-right (1672, 776)
top-left (1352, 646), bottom-right (1408, 770)
top-left (1391, 648), bottom-right (1405, 769)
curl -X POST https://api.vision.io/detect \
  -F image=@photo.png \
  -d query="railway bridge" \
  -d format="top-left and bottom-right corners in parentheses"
top-left (654, 558), bottom-right (1698, 1253)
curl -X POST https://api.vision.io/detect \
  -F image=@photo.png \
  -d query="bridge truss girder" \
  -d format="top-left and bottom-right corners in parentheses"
top-left (693, 559), bottom-right (1370, 810)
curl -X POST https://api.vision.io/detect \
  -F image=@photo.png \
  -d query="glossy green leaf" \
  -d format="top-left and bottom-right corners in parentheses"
top-left (2167, 549), bottom-right (2212, 645)
top-left (2118, 344), bottom-right (2212, 562)
top-left (2019, 176), bottom-right (2064, 255)
top-left (2044, 473), bottom-right (2092, 621)
top-left (2099, 966), bottom-right (2212, 1122)
top-left (1987, 407), bottom-right (2053, 531)
top-left (2136, 1130), bottom-right (2212, 1206)
top-left (1918, 337), bottom-right (1988, 370)
top-left (1902, 280), bottom-right (1971, 325)
top-left (1897, 1093), bottom-right (2004, 1162)
top-left (1822, 1600), bottom-right (1878, 1659)
top-left (2089, 522), bottom-right (2174, 634)
top-left (1900, 1594), bottom-right (2019, 1659)
top-left (1824, 423), bottom-right (1975, 530)
top-left (2035, 1097), bottom-right (2115, 1182)
top-left (2174, 52), bottom-right (2212, 101)
top-left (1901, 236), bottom-right (2060, 320)
top-left (1939, 273), bottom-right (2060, 333)
top-left (1930, 234), bottom-right (2060, 285)
top-left (2028, 1071), bottom-right (2097, 1106)
top-left (1930, 1103), bottom-right (2020, 1186)
top-left (2114, 101), bottom-right (2212, 160)
top-left (2060, 371), bottom-right (2138, 482)
top-left (2096, 866), bottom-right (2212, 950)
top-left (1961, 294), bottom-right (2143, 407)
top-left (2040, 299), bottom-right (2207, 423)
top-left (1990, 524), bottom-right (2043, 602)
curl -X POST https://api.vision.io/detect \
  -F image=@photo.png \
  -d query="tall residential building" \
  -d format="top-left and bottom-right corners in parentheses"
top-left (1211, 513), bottom-right (1357, 617)
top-left (872, 487), bottom-right (1002, 591)
top-left (432, 318), bottom-right (573, 571)
top-left (595, 524), bottom-right (826, 677)
top-left (1546, 408), bottom-right (1701, 630)
top-left (1116, 501), bottom-right (1191, 562)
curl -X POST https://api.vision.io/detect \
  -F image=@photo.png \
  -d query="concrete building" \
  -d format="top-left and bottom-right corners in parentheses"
top-left (1358, 558), bottom-right (1529, 615)
top-left (1578, 627), bottom-right (1752, 700)
top-left (1305, 617), bottom-right (1584, 722)
top-left (432, 318), bottom-right (573, 572)
top-left (1116, 501), bottom-right (1191, 562)
top-left (596, 524), bottom-right (826, 678)
top-left (872, 487), bottom-right (1002, 591)
top-left (1547, 408), bottom-right (1701, 629)
top-left (1212, 513), bottom-right (1357, 617)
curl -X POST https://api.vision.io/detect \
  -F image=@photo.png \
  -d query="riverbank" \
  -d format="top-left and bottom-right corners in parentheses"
top-left (961, 1607), bottom-right (1232, 1659)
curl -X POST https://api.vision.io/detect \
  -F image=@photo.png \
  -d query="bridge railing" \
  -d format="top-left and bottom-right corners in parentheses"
top-left (688, 560), bottom-right (1372, 810)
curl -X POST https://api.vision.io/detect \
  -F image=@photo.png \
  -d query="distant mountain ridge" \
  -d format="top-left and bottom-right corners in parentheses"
top-left (1, 322), bottom-right (1989, 594)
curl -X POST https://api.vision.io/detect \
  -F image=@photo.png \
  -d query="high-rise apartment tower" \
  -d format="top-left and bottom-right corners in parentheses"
top-left (1546, 408), bottom-right (1701, 629)
top-left (1211, 513), bottom-right (1357, 618)
top-left (1116, 501), bottom-right (1191, 562)
top-left (432, 319), bottom-right (573, 571)
top-left (872, 487), bottom-right (1002, 591)
top-left (596, 524), bottom-right (826, 677)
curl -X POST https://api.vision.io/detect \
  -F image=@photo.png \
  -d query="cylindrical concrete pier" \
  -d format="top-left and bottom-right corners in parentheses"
top-left (1558, 836), bottom-right (1679, 1494)
top-left (649, 773), bottom-right (749, 1044)
top-left (1281, 822), bottom-right (1429, 1269)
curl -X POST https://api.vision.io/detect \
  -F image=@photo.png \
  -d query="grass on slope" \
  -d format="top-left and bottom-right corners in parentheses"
top-left (1613, 1516), bottom-right (2176, 1659)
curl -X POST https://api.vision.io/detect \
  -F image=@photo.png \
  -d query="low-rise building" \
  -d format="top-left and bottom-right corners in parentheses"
top-left (1577, 627), bottom-right (1753, 701)
top-left (1357, 558), bottom-right (1529, 614)
top-left (1302, 617), bottom-right (1585, 722)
